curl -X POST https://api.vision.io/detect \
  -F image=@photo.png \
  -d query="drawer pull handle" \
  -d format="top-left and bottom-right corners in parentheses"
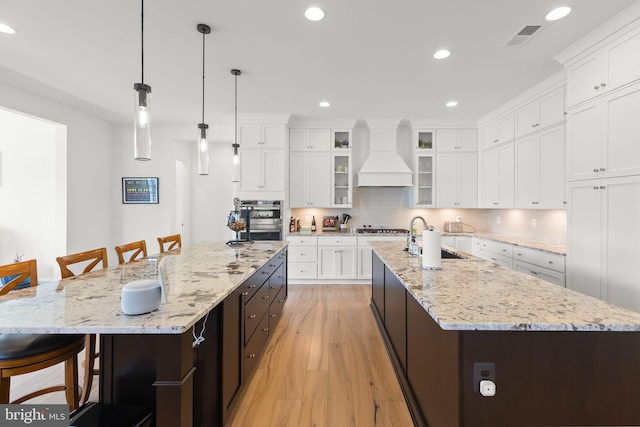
top-left (271, 314), bottom-right (277, 318)
top-left (248, 354), bottom-right (256, 358)
top-left (270, 285), bottom-right (277, 289)
top-left (491, 257), bottom-right (497, 261)
top-left (249, 314), bottom-right (256, 319)
top-left (279, 299), bottom-right (285, 303)
top-left (593, 169), bottom-right (599, 172)
top-left (262, 271), bottom-right (269, 275)
top-left (242, 291), bottom-right (249, 296)
top-left (263, 327), bottom-right (269, 332)
top-left (517, 253), bottom-right (522, 256)
top-left (264, 295), bottom-right (270, 300)
top-left (548, 261), bottom-right (553, 264)
top-left (249, 285), bottom-right (256, 289)
top-left (502, 249), bottom-right (507, 252)
top-left (531, 271), bottom-right (538, 275)
top-left (594, 85), bottom-right (600, 90)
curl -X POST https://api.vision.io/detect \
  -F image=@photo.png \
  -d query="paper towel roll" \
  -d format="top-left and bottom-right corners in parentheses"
top-left (422, 230), bottom-right (442, 270)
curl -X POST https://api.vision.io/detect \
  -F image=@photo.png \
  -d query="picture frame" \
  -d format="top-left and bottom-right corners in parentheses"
top-left (122, 177), bottom-right (159, 204)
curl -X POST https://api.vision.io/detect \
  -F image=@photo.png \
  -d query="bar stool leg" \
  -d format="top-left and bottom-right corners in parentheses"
top-left (0, 376), bottom-right (9, 403)
top-left (65, 354), bottom-right (80, 411)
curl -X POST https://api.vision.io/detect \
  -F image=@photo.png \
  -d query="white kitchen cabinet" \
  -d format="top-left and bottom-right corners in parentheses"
top-left (482, 143), bottom-right (514, 208)
top-left (515, 125), bottom-right (565, 209)
top-left (442, 235), bottom-right (472, 253)
top-left (435, 153), bottom-right (477, 208)
top-left (238, 148), bottom-right (285, 193)
top-left (331, 153), bottom-right (352, 207)
top-left (239, 123), bottom-right (286, 148)
top-left (514, 261), bottom-right (565, 286)
top-left (289, 152), bottom-right (331, 207)
top-left (332, 129), bottom-right (352, 150)
top-left (413, 129), bottom-right (435, 150)
top-left (482, 114), bottom-right (515, 150)
top-left (289, 128), bottom-right (331, 152)
top-left (318, 236), bottom-right (358, 280)
top-left (567, 83), bottom-right (640, 181)
top-left (287, 236), bottom-right (318, 280)
top-left (478, 239), bottom-right (513, 268)
top-left (436, 129), bottom-right (478, 152)
top-left (357, 235), bottom-right (407, 280)
top-left (567, 176), bottom-right (640, 311)
top-left (412, 154), bottom-right (435, 207)
top-left (515, 86), bottom-right (565, 138)
top-left (567, 27), bottom-right (640, 107)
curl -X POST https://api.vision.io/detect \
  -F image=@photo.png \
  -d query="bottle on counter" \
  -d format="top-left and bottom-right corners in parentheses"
top-left (289, 216), bottom-right (295, 233)
top-left (311, 216), bottom-right (317, 232)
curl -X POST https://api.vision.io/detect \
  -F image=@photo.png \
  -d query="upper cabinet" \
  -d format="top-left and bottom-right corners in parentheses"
top-left (515, 87), bottom-right (565, 138)
top-left (436, 129), bottom-right (478, 152)
top-left (413, 129), bottom-right (435, 151)
top-left (239, 124), bottom-right (286, 149)
top-left (332, 130), bottom-right (352, 150)
top-left (435, 153), bottom-right (477, 208)
top-left (567, 27), bottom-right (640, 107)
top-left (482, 143), bottom-right (514, 208)
top-left (290, 128), bottom-right (331, 151)
top-left (482, 114), bottom-right (515, 150)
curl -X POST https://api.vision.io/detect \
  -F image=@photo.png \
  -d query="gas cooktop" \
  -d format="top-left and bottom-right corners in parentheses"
top-left (357, 228), bottom-right (409, 235)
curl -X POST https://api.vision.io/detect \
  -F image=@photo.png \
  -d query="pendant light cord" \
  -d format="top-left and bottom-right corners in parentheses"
top-left (141, 0), bottom-right (144, 84)
top-left (202, 31), bottom-right (206, 124)
top-left (234, 73), bottom-right (238, 146)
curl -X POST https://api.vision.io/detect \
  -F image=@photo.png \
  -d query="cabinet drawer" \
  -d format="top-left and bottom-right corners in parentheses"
top-left (244, 283), bottom-right (271, 344)
top-left (268, 263), bottom-right (285, 299)
top-left (244, 313), bottom-right (269, 380)
top-left (513, 247), bottom-right (565, 273)
top-left (514, 260), bottom-right (566, 286)
top-left (287, 236), bottom-right (317, 246)
top-left (268, 286), bottom-right (286, 331)
top-left (241, 264), bottom-right (270, 300)
top-left (479, 239), bottom-right (513, 257)
top-left (289, 247), bottom-right (317, 263)
top-left (268, 250), bottom-right (286, 275)
top-left (480, 250), bottom-right (513, 269)
top-left (288, 262), bottom-right (317, 279)
top-left (317, 236), bottom-right (358, 246)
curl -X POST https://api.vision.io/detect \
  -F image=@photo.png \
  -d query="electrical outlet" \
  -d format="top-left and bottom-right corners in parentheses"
top-left (496, 216), bottom-right (501, 225)
top-left (456, 216), bottom-right (462, 222)
top-left (473, 362), bottom-right (496, 394)
top-left (531, 219), bottom-right (537, 228)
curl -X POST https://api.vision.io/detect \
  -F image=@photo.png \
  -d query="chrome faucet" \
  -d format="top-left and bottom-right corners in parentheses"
top-left (408, 216), bottom-right (427, 255)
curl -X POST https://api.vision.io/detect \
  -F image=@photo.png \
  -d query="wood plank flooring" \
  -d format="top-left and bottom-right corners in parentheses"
top-left (10, 284), bottom-right (412, 427)
top-left (227, 284), bottom-right (413, 427)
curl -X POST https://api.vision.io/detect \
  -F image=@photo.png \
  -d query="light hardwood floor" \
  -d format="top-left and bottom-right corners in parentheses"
top-left (10, 284), bottom-right (412, 426)
top-left (227, 284), bottom-right (413, 427)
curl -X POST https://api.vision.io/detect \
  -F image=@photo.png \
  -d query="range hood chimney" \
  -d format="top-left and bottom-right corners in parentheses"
top-left (357, 119), bottom-right (413, 187)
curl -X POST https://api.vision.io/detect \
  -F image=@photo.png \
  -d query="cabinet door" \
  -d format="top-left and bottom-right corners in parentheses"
top-left (414, 155), bottom-right (434, 207)
top-left (384, 267), bottom-right (407, 373)
top-left (221, 286), bottom-right (244, 424)
top-left (515, 135), bottom-right (539, 207)
top-left (436, 129), bottom-right (458, 151)
top-left (239, 124), bottom-right (262, 148)
top-left (238, 149), bottom-right (262, 191)
top-left (498, 114), bottom-right (515, 144)
top-left (457, 154), bottom-right (477, 208)
top-left (539, 87), bottom-right (565, 129)
top-left (289, 152), bottom-right (310, 207)
top-left (310, 129), bottom-right (331, 151)
top-left (454, 236), bottom-right (472, 253)
top-left (337, 247), bottom-right (357, 279)
top-left (318, 247), bottom-right (337, 279)
top-left (263, 125), bottom-right (286, 148)
top-left (603, 83), bottom-right (640, 179)
top-left (358, 246), bottom-right (373, 280)
top-left (538, 125), bottom-right (565, 208)
top-left (482, 122), bottom-right (499, 150)
top-left (516, 103), bottom-right (539, 138)
top-left (567, 181), bottom-right (603, 299)
top-left (371, 253), bottom-right (384, 319)
top-left (435, 154), bottom-right (457, 207)
top-left (567, 101), bottom-right (602, 181)
top-left (310, 153), bottom-right (331, 207)
top-left (483, 149), bottom-right (500, 207)
top-left (458, 129), bottom-right (478, 151)
top-left (567, 54), bottom-right (602, 107)
top-left (289, 128), bottom-right (310, 151)
top-left (332, 153), bottom-right (352, 207)
top-left (604, 29), bottom-right (640, 96)
top-left (604, 176), bottom-right (640, 312)
top-left (498, 144), bottom-right (514, 207)
top-left (262, 150), bottom-right (285, 192)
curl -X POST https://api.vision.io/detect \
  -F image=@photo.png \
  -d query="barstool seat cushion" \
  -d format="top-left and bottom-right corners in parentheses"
top-left (0, 334), bottom-right (85, 361)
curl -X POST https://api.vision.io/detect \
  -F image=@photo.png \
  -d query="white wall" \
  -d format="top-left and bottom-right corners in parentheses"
top-left (111, 123), bottom-right (236, 257)
top-left (0, 83), bottom-right (113, 279)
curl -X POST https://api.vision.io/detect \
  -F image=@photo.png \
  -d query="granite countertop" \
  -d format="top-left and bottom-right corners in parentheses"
top-left (0, 241), bottom-right (287, 335)
top-left (443, 232), bottom-right (566, 255)
top-left (371, 241), bottom-right (640, 332)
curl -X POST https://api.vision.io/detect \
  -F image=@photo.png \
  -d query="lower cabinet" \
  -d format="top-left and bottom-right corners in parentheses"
top-left (317, 236), bottom-right (358, 280)
top-left (384, 268), bottom-right (407, 373)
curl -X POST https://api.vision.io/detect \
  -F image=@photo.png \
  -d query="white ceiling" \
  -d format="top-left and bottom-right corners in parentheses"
top-left (0, 0), bottom-right (637, 124)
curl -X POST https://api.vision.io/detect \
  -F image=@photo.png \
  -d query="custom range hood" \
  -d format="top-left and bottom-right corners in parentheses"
top-left (357, 119), bottom-right (413, 187)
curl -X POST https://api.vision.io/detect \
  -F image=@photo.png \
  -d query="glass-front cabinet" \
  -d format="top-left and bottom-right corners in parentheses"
top-left (332, 129), bottom-right (352, 150)
top-left (414, 154), bottom-right (434, 207)
top-left (332, 153), bottom-right (352, 207)
top-left (414, 129), bottom-right (435, 150)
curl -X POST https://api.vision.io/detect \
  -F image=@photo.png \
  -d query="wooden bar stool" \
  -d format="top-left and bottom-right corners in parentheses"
top-left (115, 240), bottom-right (148, 264)
top-left (0, 260), bottom-right (85, 410)
top-left (56, 248), bottom-right (108, 406)
top-left (157, 234), bottom-right (182, 253)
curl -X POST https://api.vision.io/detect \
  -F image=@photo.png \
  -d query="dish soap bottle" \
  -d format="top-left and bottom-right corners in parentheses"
top-left (311, 216), bottom-right (317, 232)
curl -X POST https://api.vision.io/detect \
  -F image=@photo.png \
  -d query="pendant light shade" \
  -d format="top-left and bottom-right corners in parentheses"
top-left (134, 0), bottom-right (151, 161)
top-left (231, 69), bottom-right (241, 183)
top-left (197, 24), bottom-right (211, 175)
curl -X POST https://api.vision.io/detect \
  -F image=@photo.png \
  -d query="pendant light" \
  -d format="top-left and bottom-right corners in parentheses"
top-left (197, 24), bottom-right (211, 175)
top-left (231, 69), bottom-right (241, 182)
top-left (134, 0), bottom-right (152, 161)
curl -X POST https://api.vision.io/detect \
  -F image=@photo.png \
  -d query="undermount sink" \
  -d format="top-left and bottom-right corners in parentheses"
top-left (405, 247), bottom-right (466, 259)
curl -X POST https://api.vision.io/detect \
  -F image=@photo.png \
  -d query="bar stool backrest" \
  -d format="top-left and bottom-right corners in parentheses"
top-left (0, 259), bottom-right (38, 295)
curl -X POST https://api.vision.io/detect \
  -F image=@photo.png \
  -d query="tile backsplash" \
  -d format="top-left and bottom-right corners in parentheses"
top-left (290, 187), bottom-right (566, 243)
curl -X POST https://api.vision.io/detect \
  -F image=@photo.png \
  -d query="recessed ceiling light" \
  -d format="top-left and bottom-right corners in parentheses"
top-left (446, 101), bottom-right (458, 107)
top-left (433, 49), bottom-right (451, 59)
top-left (0, 23), bottom-right (17, 34)
top-left (545, 6), bottom-right (571, 21)
top-left (319, 101), bottom-right (330, 108)
top-left (305, 7), bottom-right (325, 22)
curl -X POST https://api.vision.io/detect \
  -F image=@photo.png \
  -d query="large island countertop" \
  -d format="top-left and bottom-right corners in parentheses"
top-left (0, 241), bottom-right (287, 334)
top-left (371, 241), bottom-right (640, 332)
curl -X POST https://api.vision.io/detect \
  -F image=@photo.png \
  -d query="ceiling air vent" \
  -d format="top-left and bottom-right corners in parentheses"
top-left (502, 24), bottom-right (543, 47)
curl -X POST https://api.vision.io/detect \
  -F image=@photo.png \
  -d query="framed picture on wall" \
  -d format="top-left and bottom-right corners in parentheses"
top-left (122, 177), bottom-right (159, 204)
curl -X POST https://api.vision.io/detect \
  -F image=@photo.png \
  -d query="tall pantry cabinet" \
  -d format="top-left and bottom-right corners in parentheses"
top-left (564, 23), bottom-right (640, 312)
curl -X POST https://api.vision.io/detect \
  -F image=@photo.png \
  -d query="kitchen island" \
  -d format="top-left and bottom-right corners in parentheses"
top-left (0, 241), bottom-right (288, 427)
top-left (370, 241), bottom-right (640, 427)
